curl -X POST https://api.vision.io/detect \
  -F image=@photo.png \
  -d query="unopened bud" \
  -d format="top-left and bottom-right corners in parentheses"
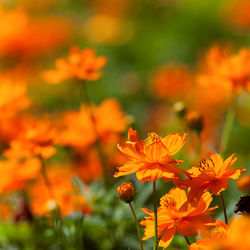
top-left (173, 101), bottom-right (186, 118)
top-left (185, 110), bottom-right (204, 134)
top-left (237, 175), bottom-right (250, 193)
top-left (117, 183), bottom-right (135, 203)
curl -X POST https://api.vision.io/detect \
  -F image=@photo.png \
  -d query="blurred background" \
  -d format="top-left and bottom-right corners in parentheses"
top-left (0, 0), bottom-right (249, 249)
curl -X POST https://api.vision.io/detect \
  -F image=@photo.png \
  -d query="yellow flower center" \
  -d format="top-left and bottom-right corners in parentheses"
top-left (198, 158), bottom-right (215, 174)
top-left (144, 132), bottom-right (161, 147)
top-left (211, 227), bottom-right (227, 240)
top-left (160, 194), bottom-right (176, 208)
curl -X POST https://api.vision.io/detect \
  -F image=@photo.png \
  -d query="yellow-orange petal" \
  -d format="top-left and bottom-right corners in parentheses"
top-left (113, 162), bottom-right (143, 178)
top-left (162, 132), bottom-right (188, 156)
top-left (159, 226), bottom-right (176, 248)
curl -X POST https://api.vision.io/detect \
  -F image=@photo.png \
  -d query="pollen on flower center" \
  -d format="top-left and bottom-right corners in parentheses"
top-left (144, 132), bottom-right (161, 147)
top-left (211, 227), bottom-right (227, 240)
top-left (198, 158), bottom-right (215, 174)
top-left (160, 194), bottom-right (177, 208)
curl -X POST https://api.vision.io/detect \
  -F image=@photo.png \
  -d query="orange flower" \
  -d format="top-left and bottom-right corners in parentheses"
top-left (0, 77), bottom-right (30, 119)
top-left (29, 166), bottom-right (91, 216)
top-left (0, 116), bottom-right (26, 151)
top-left (73, 150), bottom-right (103, 183)
top-left (43, 46), bottom-right (107, 84)
top-left (114, 128), bottom-right (188, 182)
top-left (0, 7), bottom-right (69, 60)
top-left (140, 188), bottom-right (217, 248)
top-left (237, 174), bottom-right (250, 193)
top-left (58, 98), bottom-right (127, 152)
top-left (0, 158), bottom-right (41, 193)
top-left (4, 119), bottom-right (57, 159)
top-left (150, 64), bottom-right (192, 101)
top-left (182, 153), bottom-right (246, 199)
top-left (190, 216), bottom-right (250, 250)
top-left (198, 46), bottom-right (250, 92)
top-left (222, 0), bottom-right (250, 31)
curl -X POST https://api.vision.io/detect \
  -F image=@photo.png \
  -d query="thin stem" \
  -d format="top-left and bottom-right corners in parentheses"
top-left (195, 132), bottom-right (202, 161)
top-left (219, 109), bottom-right (235, 154)
top-left (129, 202), bottom-right (144, 250)
top-left (220, 193), bottom-right (228, 224)
top-left (184, 236), bottom-right (191, 245)
top-left (39, 157), bottom-right (55, 199)
top-left (153, 181), bottom-right (158, 250)
top-left (79, 81), bottom-right (108, 181)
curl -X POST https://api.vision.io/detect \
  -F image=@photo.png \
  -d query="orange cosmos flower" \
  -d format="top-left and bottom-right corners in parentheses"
top-left (182, 153), bottom-right (246, 199)
top-left (140, 188), bottom-right (217, 248)
top-left (58, 98), bottom-right (127, 152)
top-left (150, 64), bottom-right (192, 101)
top-left (190, 216), bottom-right (250, 250)
top-left (29, 166), bottom-right (91, 216)
top-left (43, 46), bottom-right (107, 84)
top-left (0, 116), bottom-right (27, 151)
top-left (72, 150), bottom-right (103, 183)
top-left (222, 0), bottom-right (250, 31)
top-left (114, 128), bottom-right (188, 182)
top-left (198, 46), bottom-right (250, 92)
top-left (189, 219), bottom-right (228, 250)
top-left (5, 119), bottom-right (57, 159)
top-left (0, 6), bottom-right (69, 60)
top-left (0, 77), bottom-right (30, 119)
top-left (237, 174), bottom-right (250, 193)
top-left (0, 158), bottom-right (41, 193)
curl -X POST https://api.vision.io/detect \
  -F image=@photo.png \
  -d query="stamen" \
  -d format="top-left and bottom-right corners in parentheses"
top-left (198, 158), bottom-right (215, 173)
top-left (144, 132), bottom-right (161, 147)
top-left (160, 194), bottom-right (176, 208)
top-left (211, 227), bottom-right (227, 240)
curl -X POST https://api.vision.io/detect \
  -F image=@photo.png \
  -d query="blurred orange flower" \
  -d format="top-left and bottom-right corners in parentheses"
top-left (0, 201), bottom-right (12, 220)
top-left (0, 6), bottom-right (69, 60)
top-left (222, 0), bottom-right (250, 31)
top-left (151, 64), bottom-right (192, 101)
top-left (198, 46), bottom-right (250, 92)
top-left (5, 119), bottom-right (57, 159)
top-left (237, 174), bottom-right (250, 193)
top-left (29, 166), bottom-right (91, 216)
top-left (0, 116), bottom-right (27, 151)
top-left (73, 150), bottom-right (103, 183)
top-left (183, 153), bottom-right (246, 199)
top-left (0, 78), bottom-right (30, 118)
top-left (0, 158), bottom-right (41, 193)
top-left (140, 188), bottom-right (217, 248)
top-left (43, 46), bottom-right (107, 84)
top-left (114, 128), bottom-right (188, 182)
top-left (190, 216), bottom-right (250, 250)
top-left (58, 98), bottom-right (127, 152)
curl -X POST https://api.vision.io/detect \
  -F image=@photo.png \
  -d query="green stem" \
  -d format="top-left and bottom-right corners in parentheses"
top-left (195, 132), bottom-right (202, 161)
top-left (220, 193), bottom-right (228, 224)
top-left (219, 109), bottom-right (235, 154)
top-left (79, 81), bottom-right (108, 181)
top-left (39, 157), bottom-right (55, 199)
top-left (184, 236), bottom-right (191, 245)
top-left (129, 203), bottom-right (144, 250)
top-left (153, 181), bottom-right (158, 250)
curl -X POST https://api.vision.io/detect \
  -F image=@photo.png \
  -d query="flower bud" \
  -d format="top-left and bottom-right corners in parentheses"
top-left (117, 182), bottom-right (135, 203)
top-left (237, 174), bottom-right (250, 193)
top-left (185, 110), bottom-right (204, 134)
top-left (173, 101), bottom-right (186, 118)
